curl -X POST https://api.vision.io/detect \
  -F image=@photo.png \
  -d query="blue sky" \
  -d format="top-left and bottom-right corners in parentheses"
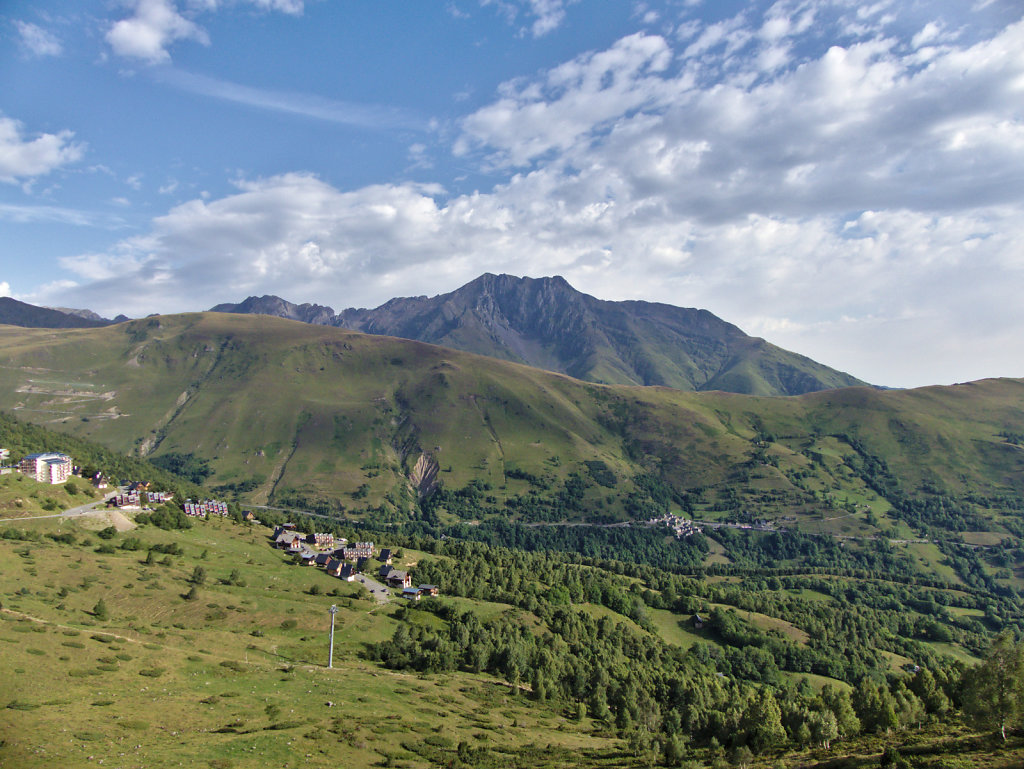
top-left (1, 0), bottom-right (1022, 388)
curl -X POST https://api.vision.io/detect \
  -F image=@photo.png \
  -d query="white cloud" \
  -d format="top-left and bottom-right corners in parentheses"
top-left (0, 117), bottom-right (84, 184)
top-left (0, 203), bottom-right (125, 227)
top-left (455, 33), bottom-right (680, 165)
top-left (0, 282), bottom-right (10, 298)
top-left (480, 0), bottom-right (575, 38)
top-left (106, 0), bottom-right (209, 63)
top-left (156, 69), bottom-right (425, 130)
top-left (15, 21), bottom-right (63, 57)
top-left (103, 0), bottom-right (311, 62)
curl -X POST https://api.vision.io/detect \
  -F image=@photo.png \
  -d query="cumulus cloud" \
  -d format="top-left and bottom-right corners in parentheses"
top-left (456, 33), bottom-right (680, 165)
top-left (0, 282), bottom-right (10, 298)
top-left (0, 116), bottom-right (84, 183)
top-left (15, 21), bottom-right (63, 57)
top-left (105, 0), bottom-right (307, 62)
top-left (106, 0), bottom-right (209, 63)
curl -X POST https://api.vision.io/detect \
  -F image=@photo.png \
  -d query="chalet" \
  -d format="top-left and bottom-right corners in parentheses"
top-left (314, 553), bottom-right (331, 568)
top-left (402, 587), bottom-right (421, 601)
top-left (91, 472), bottom-right (108, 489)
top-left (378, 564), bottom-right (394, 579)
top-left (274, 530), bottom-right (305, 549)
top-left (378, 548), bottom-right (393, 565)
top-left (418, 584), bottom-right (439, 597)
top-left (243, 510), bottom-right (257, 522)
top-left (299, 551), bottom-right (317, 565)
top-left (325, 559), bottom-right (345, 577)
top-left (692, 614), bottom-right (705, 630)
top-left (127, 481), bottom-right (150, 493)
top-left (386, 570), bottom-right (412, 589)
top-left (338, 563), bottom-right (355, 582)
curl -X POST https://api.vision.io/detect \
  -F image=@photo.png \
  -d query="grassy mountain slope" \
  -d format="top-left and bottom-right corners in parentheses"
top-left (215, 273), bottom-right (869, 395)
top-left (0, 314), bottom-right (633, 518)
top-left (0, 314), bottom-right (1021, 543)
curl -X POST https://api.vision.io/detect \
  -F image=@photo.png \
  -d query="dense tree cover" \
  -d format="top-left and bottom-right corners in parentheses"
top-left (441, 519), bottom-right (709, 571)
top-left (147, 451), bottom-right (213, 484)
top-left (368, 537), bottom-right (984, 758)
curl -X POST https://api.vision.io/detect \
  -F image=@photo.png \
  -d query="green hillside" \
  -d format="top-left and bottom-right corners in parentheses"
top-left (0, 417), bottom-right (1021, 767)
top-left (0, 314), bottom-right (1022, 552)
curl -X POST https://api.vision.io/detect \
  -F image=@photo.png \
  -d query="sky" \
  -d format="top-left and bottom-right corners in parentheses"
top-left (1, 0), bottom-right (1022, 389)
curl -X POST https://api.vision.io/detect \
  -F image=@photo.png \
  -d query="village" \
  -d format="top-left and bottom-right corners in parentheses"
top-left (270, 525), bottom-right (439, 602)
top-left (1, 448), bottom-right (439, 603)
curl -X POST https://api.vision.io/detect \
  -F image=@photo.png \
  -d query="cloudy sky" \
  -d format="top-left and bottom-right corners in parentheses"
top-left (1, 0), bottom-right (1022, 388)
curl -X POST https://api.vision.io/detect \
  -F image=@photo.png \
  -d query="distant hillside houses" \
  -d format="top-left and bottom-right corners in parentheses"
top-left (17, 452), bottom-right (72, 484)
top-left (649, 514), bottom-right (704, 539)
top-left (341, 541), bottom-right (374, 560)
top-left (108, 492), bottom-right (142, 510)
top-left (183, 499), bottom-right (229, 517)
top-left (269, 526), bottom-right (438, 597)
top-left (107, 488), bottom-right (175, 510)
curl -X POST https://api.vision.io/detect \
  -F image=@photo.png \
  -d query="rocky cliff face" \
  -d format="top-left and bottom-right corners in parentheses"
top-left (209, 274), bottom-right (869, 395)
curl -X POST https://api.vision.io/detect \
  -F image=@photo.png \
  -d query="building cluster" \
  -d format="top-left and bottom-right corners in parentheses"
top-left (107, 491), bottom-right (143, 510)
top-left (649, 514), bottom-right (704, 538)
top-left (105, 482), bottom-right (178, 511)
top-left (183, 499), bottom-right (229, 517)
top-left (271, 525), bottom-right (439, 600)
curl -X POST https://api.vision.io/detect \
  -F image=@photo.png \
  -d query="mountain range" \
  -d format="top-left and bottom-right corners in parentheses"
top-left (0, 296), bottom-right (112, 329)
top-left (2, 275), bottom-right (866, 396)
top-left (211, 273), bottom-right (868, 396)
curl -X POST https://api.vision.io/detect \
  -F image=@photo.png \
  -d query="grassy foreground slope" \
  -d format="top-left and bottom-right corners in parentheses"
top-left (0, 314), bottom-right (1022, 537)
top-left (0, 515), bottom-right (622, 769)
top-left (2, 505), bottom-right (1024, 769)
top-left (2, 510), bottom-right (1022, 769)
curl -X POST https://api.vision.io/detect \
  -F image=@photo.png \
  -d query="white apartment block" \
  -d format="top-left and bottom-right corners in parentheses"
top-left (18, 452), bottom-right (72, 484)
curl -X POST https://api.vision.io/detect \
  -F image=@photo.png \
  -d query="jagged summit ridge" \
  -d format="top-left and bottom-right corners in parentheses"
top-left (208, 274), bottom-right (868, 396)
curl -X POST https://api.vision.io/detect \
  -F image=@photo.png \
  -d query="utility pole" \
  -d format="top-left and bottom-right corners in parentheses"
top-left (327, 605), bottom-right (338, 668)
